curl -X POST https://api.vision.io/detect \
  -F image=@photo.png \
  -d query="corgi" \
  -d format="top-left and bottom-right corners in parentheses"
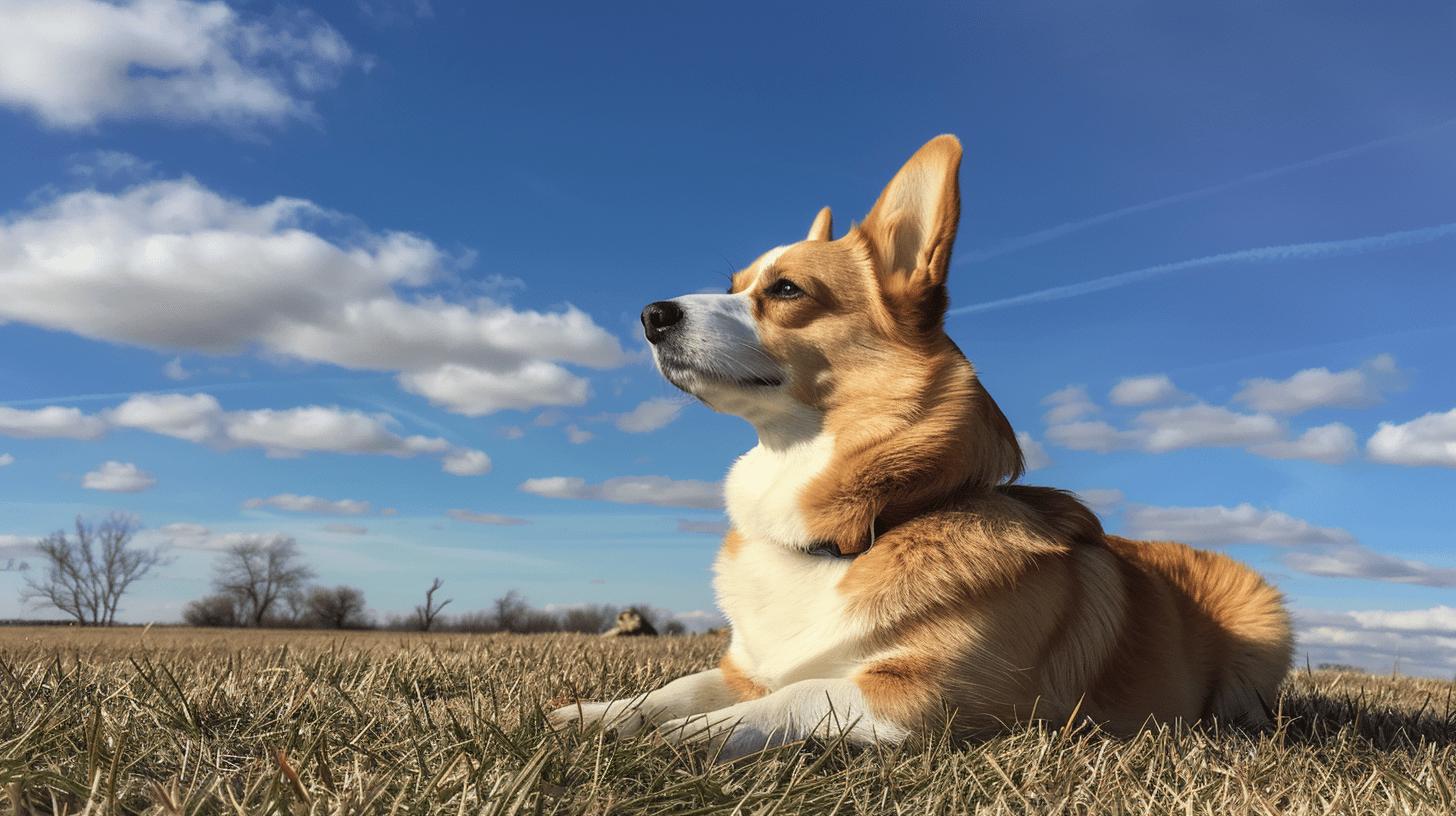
top-left (549, 135), bottom-right (1293, 760)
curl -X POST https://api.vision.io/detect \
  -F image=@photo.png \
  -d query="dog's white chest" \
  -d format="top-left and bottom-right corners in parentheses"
top-left (714, 537), bottom-right (868, 688)
top-left (723, 433), bottom-right (836, 548)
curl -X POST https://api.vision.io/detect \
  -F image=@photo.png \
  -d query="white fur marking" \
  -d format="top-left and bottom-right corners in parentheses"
top-left (724, 432), bottom-right (836, 548)
top-left (656, 678), bottom-right (908, 761)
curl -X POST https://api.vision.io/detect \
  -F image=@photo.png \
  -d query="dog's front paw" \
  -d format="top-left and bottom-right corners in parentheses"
top-left (656, 711), bottom-right (781, 762)
top-left (547, 700), bottom-right (649, 738)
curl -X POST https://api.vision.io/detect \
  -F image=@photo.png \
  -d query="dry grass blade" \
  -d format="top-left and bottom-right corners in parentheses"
top-left (0, 627), bottom-right (1450, 814)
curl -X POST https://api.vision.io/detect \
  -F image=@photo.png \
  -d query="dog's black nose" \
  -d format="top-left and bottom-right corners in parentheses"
top-left (641, 300), bottom-right (684, 344)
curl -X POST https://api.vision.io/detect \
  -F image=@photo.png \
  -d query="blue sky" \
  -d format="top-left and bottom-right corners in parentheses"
top-left (0, 1), bottom-right (1453, 674)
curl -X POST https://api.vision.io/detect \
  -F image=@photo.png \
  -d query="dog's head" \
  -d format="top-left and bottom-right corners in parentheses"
top-left (643, 135), bottom-right (1021, 492)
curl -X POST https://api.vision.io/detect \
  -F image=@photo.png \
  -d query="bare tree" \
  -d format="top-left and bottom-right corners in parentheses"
top-left (306, 585), bottom-right (370, 629)
top-left (413, 577), bottom-right (452, 631)
top-left (212, 536), bottom-right (314, 627)
top-left (493, 590), bottom-right (530, 633)
top-left (183, 593), bottom-right (241, 627)
top-left (21, 514), bottom-right (166, 626)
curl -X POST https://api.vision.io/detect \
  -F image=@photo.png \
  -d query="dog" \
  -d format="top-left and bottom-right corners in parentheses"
top-left (549, 135), bottom-right (1293, 760)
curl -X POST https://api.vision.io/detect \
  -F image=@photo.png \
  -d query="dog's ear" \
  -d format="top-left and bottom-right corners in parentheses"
top-left (806, 206), bottom-right (833, 241)
top-left (859, 135), bottom-right (962, 304)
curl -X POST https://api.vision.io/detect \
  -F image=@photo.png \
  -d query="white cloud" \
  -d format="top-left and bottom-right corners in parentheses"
top-left (106, 393), bottom-right (221, 443)
top-left (1367, 408), bottom-right (1456, 467)
top-left (1041, 385), bottom-right (1097, 424)
top-left (1077, 488), bottom-right (1125, 513)
top-left (441, 448), bottom-right (491, 476)
top-left (446, 509), bottom-right (528, 526)
top-left (1016, 432), bottom-right (1051, 471)
top-left (1135, 404), bottom-right (1283, 453)
top-left (1282, 546), bottom-right (1456, 587)
top-left (223, 405), bottom-right (447, 459)
top-left (1123, 502), bottom-right (1456, 588)
top-left (615, 398), bottom-right (684, 433)
top-left (67, 150), bottom-right (157, 181)
top-left (1234, 355), bottom-right (1402, 415)
top-left (1346, 605), bottom-right (1456, 634)
top-left (564, 424), bottom-right (593, 444)
top-left (0, 0), bottom-right (355, 130)
top-left (1045, 420), bottom-right (1137, 453)
top-left (1108, 374), bottom-right (1183, 406)
top-left (141, 524), bottom-right (288, 552)
top-left (0, 178), bottom-right (627, 416)
top-left (399, 361), bottom-right (590, 417)
top-left (22, 392), bottom-right (488, 474)
top-left (521, 475), bottom-right (722, 509)
top-left (0, 406), bottom-right (107, 439)
top-left (1123, 503), bottom-right (1356, 548)
top-left (156, 522), bottom-right (209, 538)
top-left (0, 534), bottom-right (38, 556)
top-left (0, 453), bottom-right (12, 467)
top-left (1294, 606), bottom-right (1456, 678)
top-left (162, 357), bottom-right (191, 381)
top-left (82, 460), bottom-right (156, 492)
top-left (499, 426), bottom-right (525, 440)
top-left (1249, 422), bottom-right (1357, 464)
top-left (244, 494), bottom-right (370, 515)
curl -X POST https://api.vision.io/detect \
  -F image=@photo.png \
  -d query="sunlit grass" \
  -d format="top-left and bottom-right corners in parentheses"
top-left (0, 627), bottom-right (1451, 814)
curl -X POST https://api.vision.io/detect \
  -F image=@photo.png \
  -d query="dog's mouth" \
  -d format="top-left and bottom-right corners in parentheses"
top-left (655, 353), bottom-right (784, 392)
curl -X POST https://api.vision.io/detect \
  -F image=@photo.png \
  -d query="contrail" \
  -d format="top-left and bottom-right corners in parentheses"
top-left (0, 374), bottom-right (389, 408)
top-left (959, 117), bottom-right (1456, 265)
top-left (949, 221), bottom-right (1456, 316)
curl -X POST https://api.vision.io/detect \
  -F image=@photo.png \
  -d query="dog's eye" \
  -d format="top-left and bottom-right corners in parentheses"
top-left (766, 279), bottom-right (803, 299)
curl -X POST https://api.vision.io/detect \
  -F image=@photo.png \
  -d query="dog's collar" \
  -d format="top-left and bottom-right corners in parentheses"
top-left (804, 518), bottom-right (883, 559)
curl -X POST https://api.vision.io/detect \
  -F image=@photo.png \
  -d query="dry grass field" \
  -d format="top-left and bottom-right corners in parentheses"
top-left (0, 627), bottom-right (1452, 815)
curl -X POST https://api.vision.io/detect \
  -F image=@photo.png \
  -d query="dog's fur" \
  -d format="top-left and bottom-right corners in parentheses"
top-left (549, 135), bottom-right (1293, 759)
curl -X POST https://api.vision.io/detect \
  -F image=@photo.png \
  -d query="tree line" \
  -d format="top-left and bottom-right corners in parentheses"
top-left (17, 514), bottom-right (685, 635)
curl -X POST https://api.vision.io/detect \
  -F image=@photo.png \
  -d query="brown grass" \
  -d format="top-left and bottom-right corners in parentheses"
top-left (0, 626), bottom-right (1451, 814)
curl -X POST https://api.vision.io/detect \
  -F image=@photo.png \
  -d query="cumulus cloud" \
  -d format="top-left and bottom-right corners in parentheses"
top-left (1124, 503), bottom-right (1356, 548)
top-left (162, 357), bottom-right (191, 381)
top-left (1135, 404), bottom-right (1284, 453)
top-left (12, 393), bottom-right (489, 475)
top-left (0, 406), bottom-right (107, 439)
top-left (1250, 422), bottom-right (1357, 464)
top-left (0, 453), bottom-right (13, 467)
top-left (446, 509), bottom-right (528, 526)
top-left (520, 475), bottom-right (722, 509)
top-left (1295, 606), bottom-right (1456, 678)
top-left (1076, 488), bottom-right (1125, 514)
top-left (441, 448), bottom-right (491, 476)
top-left (0, 178), bottom-right (627, 416)
top-left (1016, 432), bottom-right (1051, 471)
top-left (1041, 385), bottom-right (1097, 424)
top-left (82, 460), bottom-right (156, 492)
top-left (141, 524), bottom-right (289, 552)
top-left (1234, 355), bottom-right (1402, 415)
top-left (1282, 546), bottom-right (1456, 587)
top-left (1123, 502), bottom-right (1456, 588)
top-left (615, 398), bottom-right (685, 433)
top-left (1108, 375), bottom-right (1183, 406)
top-left (1042, 384), bottom-right (1345, 464)
top-left (563, 424), bottom-right (593, 444)
top-left (244, 494), bottom-right (370, 515)
top-left (1366, 408), bottom-right (1456, 468)
top-left (0, 0), bottom-right (355, 130)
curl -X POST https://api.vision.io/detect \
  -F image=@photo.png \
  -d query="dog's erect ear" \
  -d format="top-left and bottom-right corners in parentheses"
top-left (806, 206), bottom-right (833, 241)
top-left (859, 135), bottom-right (962, 296)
